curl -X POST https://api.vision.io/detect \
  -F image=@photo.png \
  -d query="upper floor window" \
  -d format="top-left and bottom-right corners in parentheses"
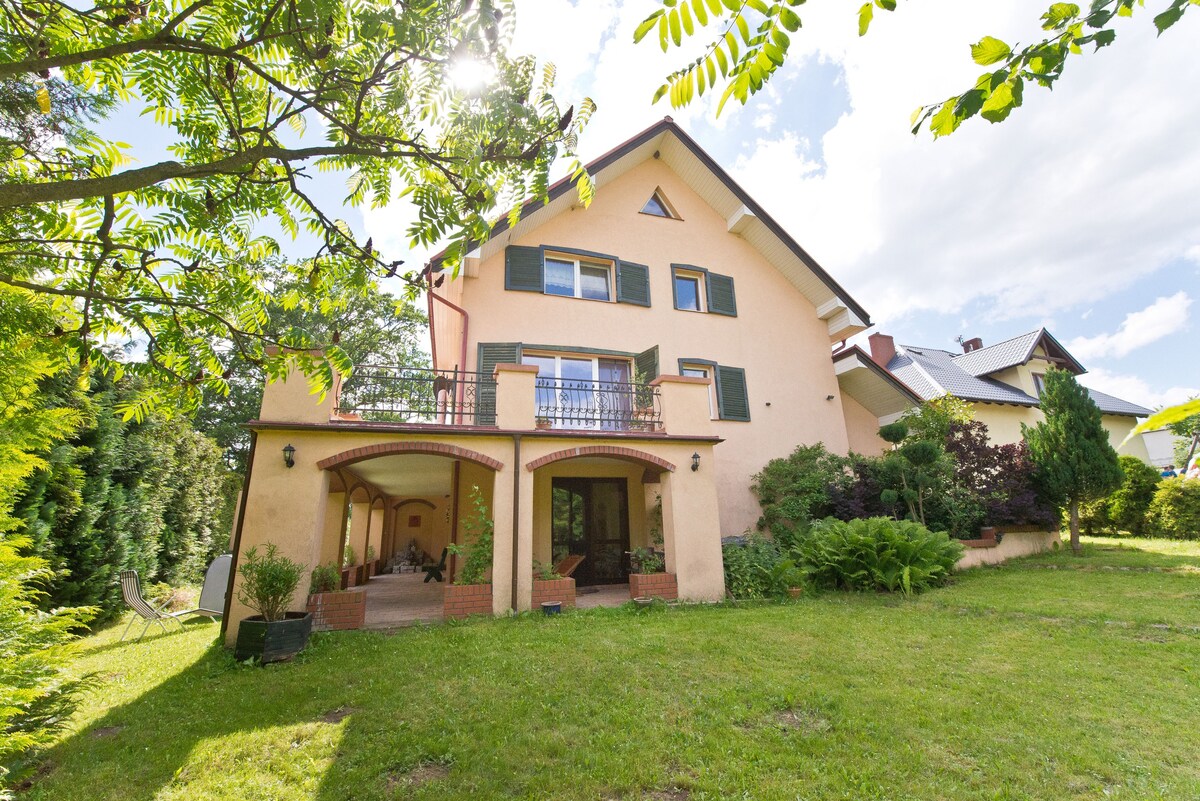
top-left (1032, 372), bottom-right (1046, 397)
top-left (674, 271), bottom-right (704, 312)
top-left (640, 187), bottom-right (681, 220)
top-left (680, 362), bottom-right (716, 418)
top-left (505, 245), bottom-right (651, 307)
top-left (671, 264), bottom-right (737, 316)
top-left (545, 256), bottom-right (611, 301)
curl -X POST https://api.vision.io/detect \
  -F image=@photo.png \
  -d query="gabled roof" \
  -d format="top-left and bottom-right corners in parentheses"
top-left (885, 342), bottom-right (1153, 418)
top-left (426, 118), bottom-right (871, 339)
top-left (952, 328), bottom-right (1085, 377)
top-left (832, 346), bottom-right (922, 418)
top-left (889, 347), bottom-right (1040, 407)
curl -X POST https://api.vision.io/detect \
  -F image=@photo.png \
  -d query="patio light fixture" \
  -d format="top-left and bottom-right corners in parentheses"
top-left (282, 444), bottom-right (296, 468)
top-left (691, 452), bottom-right (700, 472)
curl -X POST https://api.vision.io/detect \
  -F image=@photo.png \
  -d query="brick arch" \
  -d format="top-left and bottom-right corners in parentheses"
top-left (317, 442), bottom-right (503, 472)
top-left (526, 446), bottom-right (675, 473)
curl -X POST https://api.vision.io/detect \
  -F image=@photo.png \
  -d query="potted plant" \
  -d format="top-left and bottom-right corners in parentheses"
top-left (306, 562), bottom-right (366, 631)
top-left (364, 545), bottom-right (377, 579)
top-left (770, 559), bottom-right (806, 599)
top-left (234, 543), bottom-right (311, 662)
top-left (444, 488), bottom-right (495, 619)
top-left (535, 415), bottom-right (553, 430)
top-left (341, 544), bottom-right (359, 588)
top-left (628, 495), bottom-right (677, 600)
top-left (532, 560), bottom-right (575, 612)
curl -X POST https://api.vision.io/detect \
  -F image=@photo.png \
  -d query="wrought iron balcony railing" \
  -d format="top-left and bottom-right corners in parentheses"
top-left (335, 367), bottom-right (492, 425)
top-left (535, 378), bottom-right (662, 431)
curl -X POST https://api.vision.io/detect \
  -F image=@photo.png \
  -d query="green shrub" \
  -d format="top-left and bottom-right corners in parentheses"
top-left (342, 544), bottom-right (356, 568)
top-left (1145, 478), bottom-right (1200, 540)
top-left (751, 444), bottom-right (848, 544)
top-left (1109, 456), bottom-right (1161, 536)
top-left (721, 534), bottom-right (784, 599)
top-left (448, 487), bottom-right (493, 585)
top-left (793, 517), bottom-right (963, 596)
top-left (628, 547), bottom-right (664, 574)
top-left (1, 536), bottom-right (96, 790)
top-left (236, 543), bottom-right (304, 622)
top-left (309, 563), bottom-right (341, 594)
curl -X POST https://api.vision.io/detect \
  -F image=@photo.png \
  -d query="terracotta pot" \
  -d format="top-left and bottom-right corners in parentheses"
top-left (787, 587), bottom-right (803, 599)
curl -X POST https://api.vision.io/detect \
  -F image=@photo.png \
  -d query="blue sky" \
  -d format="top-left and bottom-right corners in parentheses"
top-left (96, 1), bottom-right (1199, 410)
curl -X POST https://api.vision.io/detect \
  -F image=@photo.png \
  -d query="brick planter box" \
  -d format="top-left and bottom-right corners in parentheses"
top-left (532, 578), bottom-right (576, 610)
top-left (444, 583), bottom-right (493, 619)
top-left (629, 572), bottom-right (677, 601)
top-left (306, 589), bottom-right (366, 631)
top-left (365, 561), bottom-right (376, 580)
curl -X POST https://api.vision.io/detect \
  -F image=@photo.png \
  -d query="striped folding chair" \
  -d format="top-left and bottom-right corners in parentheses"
top-left (118, 570), bottom-right (183, 641)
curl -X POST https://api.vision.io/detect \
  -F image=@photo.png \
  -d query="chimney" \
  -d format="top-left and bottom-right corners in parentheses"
top-left (868, 333), bottom-right (896, 367)
top-left (961, 337), bottom-right (983, 353)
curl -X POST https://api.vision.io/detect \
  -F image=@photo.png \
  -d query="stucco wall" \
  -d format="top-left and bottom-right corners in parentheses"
top-left (437, 157), bottom-right (853, 536)
top-left (842, 394), bottom-right (889, 456)
top-left (956, 529), bottom-right (1061, 569)
top-left (973, 403), bottom-right (1150, 461)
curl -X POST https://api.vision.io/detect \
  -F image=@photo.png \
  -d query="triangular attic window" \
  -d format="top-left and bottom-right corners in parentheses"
top-left (640, 188), bottom-right (679, 219)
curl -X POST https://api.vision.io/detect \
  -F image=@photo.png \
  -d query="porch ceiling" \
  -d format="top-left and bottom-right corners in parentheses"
top-left (346, 454), bottom-right (455, 498)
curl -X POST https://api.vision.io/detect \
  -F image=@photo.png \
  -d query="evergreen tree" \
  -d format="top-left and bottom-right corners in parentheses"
top-left (1023, 369), bottom-right (1123, 554)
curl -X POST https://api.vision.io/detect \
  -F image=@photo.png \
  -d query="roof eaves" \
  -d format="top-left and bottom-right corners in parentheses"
top-left (833, 346), bottom-right (923, 405)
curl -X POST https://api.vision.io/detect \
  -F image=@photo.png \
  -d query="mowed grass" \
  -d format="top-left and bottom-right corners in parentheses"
top-left (24, 536), bottom-right (1200, 801)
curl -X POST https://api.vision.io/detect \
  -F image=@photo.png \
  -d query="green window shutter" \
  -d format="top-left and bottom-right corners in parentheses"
top-left (476, 342), bottom-right (522, 425)
top-left (707, 272), bottom-right (737, 316)
top-left (616, 261), bottom-right (651, 307)
top-left (715, 364), bottom-right (750, 421)
top-left (504, 246), bottom-right (543, 292)
top-left (634, 346), bottom-right (659, 383)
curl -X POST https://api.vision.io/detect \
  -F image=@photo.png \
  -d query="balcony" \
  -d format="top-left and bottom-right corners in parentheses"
top-left (335, 367), bottom-right (493, 425)
top-left (332, 366), bottom-right (662, 432)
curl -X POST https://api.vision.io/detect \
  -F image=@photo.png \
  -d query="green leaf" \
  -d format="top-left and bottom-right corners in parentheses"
top-left (1092, 28), bottom-right (1116, 48)
top-left (669, 8), bottom-right (681, 45)
top-left (980, 78), bottom-right (1022, 123)
top-left (633, 12), bottom-right (662, 43)
top-left (1043, 3), bottom-right (1081, 29)
top-left (970, 36), bottom-right (1012, 66)
top-left (746, 0), bottom-right (770, 14)
top-left (692, 0), bottom-right (708, 26)
top-left (680, 2), bottom-right (694, 35)
top-left (1129, 399), bottom-right (1200, 439)
top-left (929, 99), bottom-right (957, 138)
top-left (1153, 6), bottom-right (1184, 34)
top-left (779, 7), bottom-right (801, 31)
top-left (875, 0), bottom-right (897, 10)
top-left (652, 83), bottom-right (670, 104)
top-left (857, 2), bottom-right (873, 36)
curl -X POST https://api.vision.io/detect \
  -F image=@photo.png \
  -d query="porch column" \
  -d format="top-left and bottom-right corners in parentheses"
top-left (659, 446), bottom-right (724, 602)
top-left (515, 465), bottom-right (534, 612)
top-left (347, 500), bottom-right (370, 566)
top-left (319, 491), bottom-right (345, 567)
top-left (225, 433), bottom-right (331, 646)
top-left (367, 505), bottom-right (385, 565)
top-left (490, 464), bottom-right (516, 615)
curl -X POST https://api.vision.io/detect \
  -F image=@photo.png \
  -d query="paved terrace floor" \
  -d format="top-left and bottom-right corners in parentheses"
top-left (361, 572), bottom-right (633, 629)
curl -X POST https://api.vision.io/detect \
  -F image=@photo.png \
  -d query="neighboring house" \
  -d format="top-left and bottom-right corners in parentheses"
top-left (224, 119), bottom-right (918, 642)
top-left (867, 329), bottom-right (1153, 461)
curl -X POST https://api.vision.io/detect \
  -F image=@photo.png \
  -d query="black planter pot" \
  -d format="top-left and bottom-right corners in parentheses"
top-left (234, 612), bottom-right (313, 663)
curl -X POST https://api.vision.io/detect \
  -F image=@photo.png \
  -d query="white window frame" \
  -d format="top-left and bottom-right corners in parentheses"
top-left (542, 253), bottom-right (613, 302)
top-left (673, 270), bottom-right (706, 313)
top-left (679, 362), bottom-right (717, 419)
top-left (1031, 372), bottom-right (1046, 397)
top-left (524, 352), bottom-right (635, 429)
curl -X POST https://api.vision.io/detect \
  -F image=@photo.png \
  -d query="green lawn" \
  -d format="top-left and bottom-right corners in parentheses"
top-left (24, 536), bottom-right (1200, 801)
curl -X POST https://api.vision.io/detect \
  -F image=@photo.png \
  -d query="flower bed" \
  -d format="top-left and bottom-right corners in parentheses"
top-left (629, 572), bottom-right (677, 601)
top-left (444, 583), bottom-right (493, 619)
top-left (532, 577), bottom-right (575, 609)
top-left (306, 589), bottom-right (366, 631)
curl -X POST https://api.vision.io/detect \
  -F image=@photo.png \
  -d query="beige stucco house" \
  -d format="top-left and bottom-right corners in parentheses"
top-left (223, 119), bottom-right (918, 642)
top-left (867, 329), bottom-right (1153, 461)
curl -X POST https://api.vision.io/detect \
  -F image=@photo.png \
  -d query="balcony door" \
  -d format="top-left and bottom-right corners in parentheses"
top-left (550, 478), bottom-right (631, 586)
top-left (525, 354), bottom-right (632, 429)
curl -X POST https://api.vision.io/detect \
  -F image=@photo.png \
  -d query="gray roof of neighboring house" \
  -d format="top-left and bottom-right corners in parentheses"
top-left (951, 328), bottom-right (1087, 377)
top-left (886, 343), bottom-right (1153, 417)
top-left (1086, 388), bottom-right (1154, 417)
top-left (887, 347), bottom-right (1040, 406)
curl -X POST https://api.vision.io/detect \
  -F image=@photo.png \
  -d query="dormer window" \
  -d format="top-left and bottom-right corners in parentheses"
top-left (640, 188), bottom-right (680, 220)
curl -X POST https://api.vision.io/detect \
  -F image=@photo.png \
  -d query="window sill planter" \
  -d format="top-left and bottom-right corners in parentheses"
top-left (532, 577), bottom-right (576, 609)
top-left (306, 589), bottom-right (366, 631)
top-left (535, 418), bottom-right (553, 430)
top-left (234, 612), bottom-right (312, 663)
top-left (444, 583), bottom-right (493, 619)
top-left (629, 572), bottom-right (677, 601)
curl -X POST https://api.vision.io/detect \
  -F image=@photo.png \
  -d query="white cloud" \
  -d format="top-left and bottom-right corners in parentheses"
top-left (1067, 292), bottom-right (1192, 360)
top-left (1079, 368), bottom-right (1199, 411)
